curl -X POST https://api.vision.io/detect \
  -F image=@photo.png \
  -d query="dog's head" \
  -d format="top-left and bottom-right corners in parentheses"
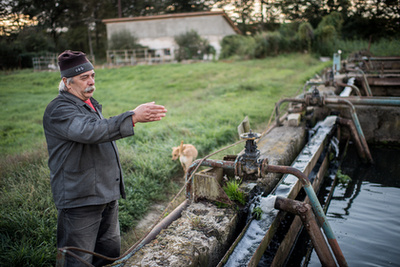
top-left (171, 147), bottom-right (180, 160)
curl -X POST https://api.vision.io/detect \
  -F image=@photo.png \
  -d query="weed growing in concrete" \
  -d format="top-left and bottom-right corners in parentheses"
top-left (223, 179), bottom-right (246, 205)
top-left (189, 215), bottom-right (206, 230)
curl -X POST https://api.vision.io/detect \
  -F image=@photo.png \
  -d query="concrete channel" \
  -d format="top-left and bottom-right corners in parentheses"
top-left (56, 54), bottom-right (400, 266)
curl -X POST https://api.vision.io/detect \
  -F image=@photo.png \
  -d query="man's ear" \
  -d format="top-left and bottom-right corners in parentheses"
top-left (62, 77), bottom-right (69, 89)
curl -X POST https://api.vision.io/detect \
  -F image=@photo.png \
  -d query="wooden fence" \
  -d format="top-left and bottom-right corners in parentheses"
top-left (106, 48), bottom-right (174, 66)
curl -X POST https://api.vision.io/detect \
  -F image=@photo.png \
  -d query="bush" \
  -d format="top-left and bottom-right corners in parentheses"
top-left (17, 52), bottom-right (37, 68)
top-left (254, 31), bottom-right (287, 58)
top-left (174, 30), bottom-right (215, 61)
top-left (108, 29), bottom-right (143, 50)
top-left (220, 34), bottom-right (256, 59)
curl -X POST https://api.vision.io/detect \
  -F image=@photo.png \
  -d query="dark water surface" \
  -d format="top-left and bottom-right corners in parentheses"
top-left (307, 145), bottom-right (400, 266)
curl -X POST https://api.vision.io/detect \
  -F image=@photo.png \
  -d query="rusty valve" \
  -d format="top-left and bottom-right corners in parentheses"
top-left (305, 87), bottom-right (324, 106)
top-left (235, 130), bottom-right (263, 179)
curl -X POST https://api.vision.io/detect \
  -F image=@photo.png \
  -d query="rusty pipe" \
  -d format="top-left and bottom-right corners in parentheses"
top-left (335, 81), bottom-right (362, 96)
top-left (336, 117), bottom-right (367, 162)
top-left (324, 98), bottom-right (374, 164)
top-left (344, 68), bottom-right (372, 96)
top-left (274, 95), bottom-right (373, 164)
top-left (274, 196), bottom-right (336, 267)
top-left (262, 163), bottom-right (348, 267)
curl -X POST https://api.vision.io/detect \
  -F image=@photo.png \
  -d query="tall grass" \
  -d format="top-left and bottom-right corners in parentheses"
top-left (220, 30), bottom-right (400, 59)
top-left (335, 38), bottom-right (400, 58)
top-left (0, 54), bottom-right (330, 266)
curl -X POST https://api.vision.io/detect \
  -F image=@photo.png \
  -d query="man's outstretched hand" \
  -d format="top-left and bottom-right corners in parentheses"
top-left (131, 102), bottom-right (167, 124)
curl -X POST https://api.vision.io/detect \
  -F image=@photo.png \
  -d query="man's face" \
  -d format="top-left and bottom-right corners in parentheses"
top-left (64, 70), bottom-right (96, 101)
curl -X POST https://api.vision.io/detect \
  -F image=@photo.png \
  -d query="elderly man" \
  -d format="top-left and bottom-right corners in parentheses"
top-left (43, 50), bottom-right (167, 266)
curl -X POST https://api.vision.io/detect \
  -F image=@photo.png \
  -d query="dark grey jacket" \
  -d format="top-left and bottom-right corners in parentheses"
top-left (43, 91), bottom-right (134, 209)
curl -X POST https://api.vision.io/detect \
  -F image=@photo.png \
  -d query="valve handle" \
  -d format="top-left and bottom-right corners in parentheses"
top-left (240, 130), bottom-right (261, 140)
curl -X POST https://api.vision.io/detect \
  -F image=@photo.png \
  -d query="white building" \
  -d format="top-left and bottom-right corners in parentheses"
top-left (102, 11), bottom-right (241, 63)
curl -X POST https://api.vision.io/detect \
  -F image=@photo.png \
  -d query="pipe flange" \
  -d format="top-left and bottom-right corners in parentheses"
top-left (260, 158), bottom-right (269, 177)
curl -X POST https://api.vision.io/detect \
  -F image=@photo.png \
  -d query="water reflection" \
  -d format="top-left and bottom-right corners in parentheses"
top-left (307, 144), bottom-right (400, 267)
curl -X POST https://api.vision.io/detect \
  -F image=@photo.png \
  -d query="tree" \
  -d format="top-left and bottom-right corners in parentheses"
top-left (15, 26), bottom-right (54, 52)
top-left (274, 0), bottom-right (399, 39)
top-left (273, 0), bottom-right (328, 28)
top-left (1, 0), bottom-right (119, 57)
top-left (298, 22), bottom-right (313, 53)
top-left (216, 0), bottom-right (259, 34)
top-left (313, 12), bottom-right (343, 56)
top-left (343, 0), bottom-right (400, 39)
top-left (4, 0), bottom-right (71, 49)
top-left (259, 0), bottom-right (281, 31)
top-left (118, 0), bottom-right (216, 17)
top-left (165, 0), bottom-right (215, 13)
top-left (317, 11), bottom-right (343, 36)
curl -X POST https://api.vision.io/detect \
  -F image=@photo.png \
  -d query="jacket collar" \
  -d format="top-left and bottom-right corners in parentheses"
top-left (59, 91), bottom-right (102, 112)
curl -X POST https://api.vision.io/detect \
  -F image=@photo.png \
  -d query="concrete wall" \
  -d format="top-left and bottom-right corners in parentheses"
top-left (104, 12), bottom-right (239, 59)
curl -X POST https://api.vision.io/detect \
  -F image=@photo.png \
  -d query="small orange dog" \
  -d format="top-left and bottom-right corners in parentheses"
top-left (172, 141), bottom-right (198, 173)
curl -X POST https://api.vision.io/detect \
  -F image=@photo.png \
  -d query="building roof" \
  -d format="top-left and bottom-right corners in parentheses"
top-left (102, 11), bottom-right (241, 35)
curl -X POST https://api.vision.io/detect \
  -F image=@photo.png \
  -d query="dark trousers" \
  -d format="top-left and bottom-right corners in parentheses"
top-left (57, 200), bottom-right (121, 267)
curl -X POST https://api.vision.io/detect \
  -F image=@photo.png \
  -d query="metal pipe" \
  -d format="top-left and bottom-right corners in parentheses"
top-left (336, 117), bottom-right (367, 162)
top-left (324, 98), bottom-right (374, 164)
top-left (345, 68), bottom-right (373, 96)
top-left (362, 56), bottom-right (400, 61)
top-left (331, 96), bottom-right (400, 107)
top-left (335, 81), bottom-right (361, 96)
top-left (274, 96), bottom-right (374, 164)
top-left (262, 163), bottom-right (348, 267)
top-left (275, 96), bottom-right (400, 122)
top-left (56, 249), bottom-right (66, 267)
top-left (274, 196), bottom-right (336, 267)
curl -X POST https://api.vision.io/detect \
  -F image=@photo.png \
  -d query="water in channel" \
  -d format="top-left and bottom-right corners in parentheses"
top-left (305, 144), bottom-right (400, 267)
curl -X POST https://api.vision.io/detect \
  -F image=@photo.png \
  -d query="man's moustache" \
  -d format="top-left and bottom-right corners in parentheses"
top-left (84, 86), bottom-right (96, 93)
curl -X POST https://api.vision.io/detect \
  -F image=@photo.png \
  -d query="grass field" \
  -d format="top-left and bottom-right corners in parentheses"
top-left (0, 53), bottom-right (331, 266)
